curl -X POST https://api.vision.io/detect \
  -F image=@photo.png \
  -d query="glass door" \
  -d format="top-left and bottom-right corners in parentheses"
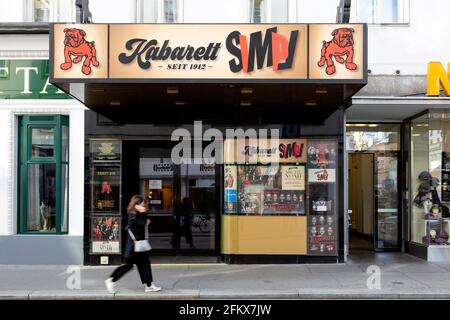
top-left (139, 152), bottom-right (178, 251)
top-left (138, 147), bottom-right (218, 253)
top-left (179, 163), bottom-right (217, 251)
top-left (374, 151), bottom-right (401, 250)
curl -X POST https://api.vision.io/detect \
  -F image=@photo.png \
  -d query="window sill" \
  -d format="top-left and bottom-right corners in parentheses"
top-left (0, 23), bottom-right (50, 34)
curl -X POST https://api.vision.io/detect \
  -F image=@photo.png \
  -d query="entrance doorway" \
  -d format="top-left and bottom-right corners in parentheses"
top-left (122, 140), bottom-right (220, 256)
top-left (348, 152), bottom-right (401, 252)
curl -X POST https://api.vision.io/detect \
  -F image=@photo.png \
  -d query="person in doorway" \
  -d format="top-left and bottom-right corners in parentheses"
top-left (105, 195), bottom-right (161, 293)
top-left (181, 197), bottom-right (195, 248)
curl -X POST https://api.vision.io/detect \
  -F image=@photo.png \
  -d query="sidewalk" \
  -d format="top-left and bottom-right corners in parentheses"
top-left (2, 251), bottom-right (450, 299)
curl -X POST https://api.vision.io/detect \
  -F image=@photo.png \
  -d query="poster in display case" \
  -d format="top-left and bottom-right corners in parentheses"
top-left (307, 139), bottom-right (338, 256)
top-left (90, 216), bottom-right (121, 254)
top-left (90, 165), bottom-right (121, 213)
top-left (235, 164), bottom-right (306, 215)
top-left (90, 140), bottom-right (121, 162)
top-left (224, 165), bottom-right (238, 214)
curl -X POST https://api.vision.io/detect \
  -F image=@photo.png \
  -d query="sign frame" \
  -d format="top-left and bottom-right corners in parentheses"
top-left (49, 23), bottom-right (368, 85)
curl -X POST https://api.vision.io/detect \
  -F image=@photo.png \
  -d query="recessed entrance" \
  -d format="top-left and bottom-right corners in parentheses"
top-left (121, 140), bottom-right (220, 256)
top-left (348, 151), bottom-right (401, 252)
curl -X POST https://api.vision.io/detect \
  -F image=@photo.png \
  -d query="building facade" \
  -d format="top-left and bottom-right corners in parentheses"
top-left (1, 0), bottom-right (449, 264)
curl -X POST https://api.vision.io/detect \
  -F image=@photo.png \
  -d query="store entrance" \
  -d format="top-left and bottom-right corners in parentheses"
top-left (348, 152), bottom-right (401, 252)
top-left (122, 140), bottom-right (220, 256)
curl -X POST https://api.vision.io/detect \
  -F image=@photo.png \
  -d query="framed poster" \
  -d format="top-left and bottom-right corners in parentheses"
top-left (224, 165), bottom-right (238, 214)
top-left (90, 216), bottom-right (121, 254)
top-left (281, 166), bottom-right (305, 190)
top-left (263, 190), bottom-right (305, 215)
top-left (307, 141), bottom-right (337, 169)
top-left (90, 140), bottom-right (121, 162)
top-left (308, 215), bottom-right (337, 256)
top-left (90, 165), bottom-right (121, 214)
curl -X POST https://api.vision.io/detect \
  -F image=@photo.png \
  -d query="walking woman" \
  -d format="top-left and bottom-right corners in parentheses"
top-left (105, 195), bottom-right (161, 293)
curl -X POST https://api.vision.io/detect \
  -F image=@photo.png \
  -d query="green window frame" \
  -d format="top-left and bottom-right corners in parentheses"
top-left (18, 115), bottom-right (69, 234)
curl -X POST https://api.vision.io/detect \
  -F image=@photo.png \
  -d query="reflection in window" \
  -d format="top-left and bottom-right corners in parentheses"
top-left (346, 124), bottom-right (400, 151)
top-left (352, 0), bottom-right (409, 24)
top-left (32, 128), bottom-right (54, 157)
top-left (250, 0), bottom-right (266, 23)
top-left (164, 0), bottom-right (178, 22)
top-left (411, 113), bottom-right (450, 246)
top-left (27, 164), bottom-right (56, 232)
top-left (34, 0), bottom-right (50, 22)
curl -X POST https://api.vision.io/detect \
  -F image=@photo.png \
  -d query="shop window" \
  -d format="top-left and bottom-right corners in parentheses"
top-left (18, 115), bottom-right (69, 234)
top-left (224, 138), bottom-right (338, 256)
top-left (411, 112), bottom-right (450, 246)
top-left (351, 0), bottom-right (410, 24)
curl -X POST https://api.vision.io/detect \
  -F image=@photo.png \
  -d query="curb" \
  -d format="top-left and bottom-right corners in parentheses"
top-left (1, 289), bottom-right (450, 300)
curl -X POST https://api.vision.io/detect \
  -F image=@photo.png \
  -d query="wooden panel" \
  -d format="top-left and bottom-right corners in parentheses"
top-left (221, 215), bottom-right (307, 255)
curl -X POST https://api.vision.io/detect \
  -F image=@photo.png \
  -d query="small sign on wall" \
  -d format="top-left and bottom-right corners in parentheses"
top-left (149, 179), bottom-right (162, 189)
top-left (100, 256), bottom-right (109, 265)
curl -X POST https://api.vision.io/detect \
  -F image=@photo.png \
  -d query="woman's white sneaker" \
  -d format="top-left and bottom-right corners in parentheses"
top-left (145, 283), bottom-right (162, 292)
top-left (105, 278), bottom-right (117, 294)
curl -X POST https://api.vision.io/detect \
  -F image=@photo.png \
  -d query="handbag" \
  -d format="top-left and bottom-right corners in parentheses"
top-left (128, 226), bottom-right (152, 252)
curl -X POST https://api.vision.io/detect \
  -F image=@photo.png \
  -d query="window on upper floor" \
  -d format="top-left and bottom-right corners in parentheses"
top-left (3, 0), bottom-right (76, 23)
top-left (351, 0), bottom-right (410, 24)
top-left (249, 0), bottom-right (267, 23)
top-left (136, 0), bottom-right (182, 23)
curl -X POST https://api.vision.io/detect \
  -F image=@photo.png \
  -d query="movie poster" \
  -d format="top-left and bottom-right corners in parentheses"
top-left (238, 165), bottom-right (281, 189)
top-left (263, 190), bottom-right (305, 215)
top-left (307, 141), bottom-right (337, 169)
top-left (91, 216), bottom-right (121, 254)
top-left (224, 165), bottom-right (238, 214)
top-left (308, 214), bottom-right (337, 255)
top-left (238, 191), bottom-right (264, 215)
top-left (91, 165), bottom-right (121, 213)
top-left (309, 183), bottom-right (335, 214)
top-left (281, 166), bottom-right (305, 190)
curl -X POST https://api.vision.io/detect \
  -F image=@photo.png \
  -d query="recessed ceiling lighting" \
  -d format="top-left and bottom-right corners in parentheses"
top-left (241, 87), bottom-right (253, 94)
top-left (240, 100), bottom-right (252, 106)
top-left (174, 101), bottom-right (186, 106)
top-left (306, 100), bottom-right (317, 106)
top-left (109, 101), bottom-right (120, 106)
top-left (166, 87), bottom-right (178, 94)
top-left (315, 87), bottom-right (327, 94)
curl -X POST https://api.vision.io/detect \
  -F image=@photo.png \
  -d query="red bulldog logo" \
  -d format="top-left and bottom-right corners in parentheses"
top-left (60, 28), bottom-right (99, 75)
top-left (317, 27), bottom-right (357, 75)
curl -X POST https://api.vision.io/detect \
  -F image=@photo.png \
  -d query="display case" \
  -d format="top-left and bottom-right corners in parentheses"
top-left (411, 113), bottom-right (450, 247)
top-left (223, 138), bottom-right (338, 257)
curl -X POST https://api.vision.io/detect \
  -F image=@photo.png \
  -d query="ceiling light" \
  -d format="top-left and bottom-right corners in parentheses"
top-left (174, 101), bottom-right (186, 106)
top-left (315, 87), bottom-right (327, 94)
top-left (368, 124), bottom-right (379, 127)
top-left (240, 100), bottom-right (252, 106)
top-left (166, 87), bottom-right (178, 94)
top-left (109, 101), bottom-right (120, 106)
top-left (305, 100), bottom-right (317, 106)
top-left (241, 87), bottom-right (253, 94)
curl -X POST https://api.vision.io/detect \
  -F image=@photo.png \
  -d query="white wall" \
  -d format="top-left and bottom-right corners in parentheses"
top-left (0, 0), bottom-right (24, 22)
top-left (0, 101), bottom-right (86, 236)
top-left (355, 0), bottom-right (450, 75)
top-left (183, 0), bottom-right (246, 23)
top-left (295, 0), bottom-right (340, 23)
top-left (90, 0), bottom-right (135, 23)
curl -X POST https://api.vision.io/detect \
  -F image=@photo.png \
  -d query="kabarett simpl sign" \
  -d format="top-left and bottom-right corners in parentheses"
top-left (50, 23), bottom-right (366, 83)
